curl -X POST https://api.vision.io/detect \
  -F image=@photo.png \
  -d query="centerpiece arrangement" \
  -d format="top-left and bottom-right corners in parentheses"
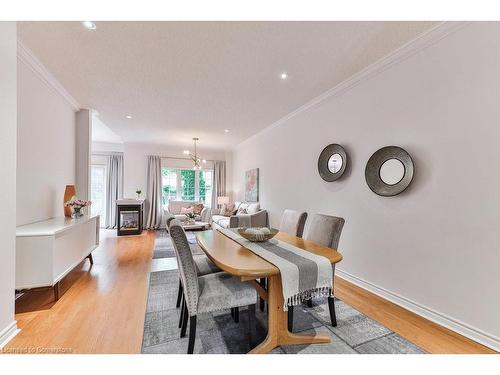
top-left (237, 227), bottom-right (278, 242)
top-left (185, 212), bottom-right (196, 225)
top-left (65, 197), bottom-right (91, 218)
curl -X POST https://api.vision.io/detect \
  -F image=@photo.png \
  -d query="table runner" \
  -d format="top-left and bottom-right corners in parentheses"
top-left (219, 228), bottom-right (333, 310)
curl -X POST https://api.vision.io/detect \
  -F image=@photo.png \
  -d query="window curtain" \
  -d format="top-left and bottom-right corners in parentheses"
top-left (105, 154), bottom-right (124, 228)
top-left (211, 160), bottom-right (226, 208)
top-left (145, 155), bottom-right (162, 229)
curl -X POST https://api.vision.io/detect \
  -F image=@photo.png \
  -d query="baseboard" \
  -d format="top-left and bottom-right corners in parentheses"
top-left (336, 269), bottom-right (500, 352)
top-left (0, 321), bottom-right (19, 349)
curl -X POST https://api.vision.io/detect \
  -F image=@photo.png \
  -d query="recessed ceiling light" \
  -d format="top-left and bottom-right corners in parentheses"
top-left (126, 115), bottom-right (132, 119)
top-left (224, 129), bottom-right (230, 133)
top-left (280, 72), bottom-right (288, 80)
top-left (82, 21), bottom-right (96, 30)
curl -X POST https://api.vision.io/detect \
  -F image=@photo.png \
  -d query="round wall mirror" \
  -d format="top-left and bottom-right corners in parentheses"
top-left (328, 153), bottom-right (343, 174)
top-left (318, 144), bottom-right (347, 182)
top-left (365, 146), bottom-right (414, 196)
top-left (379, 158), bottom-right (405, 185)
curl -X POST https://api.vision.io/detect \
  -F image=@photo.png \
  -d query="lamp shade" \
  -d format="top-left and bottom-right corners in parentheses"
top-left (217, 196), bottom-right (229, 205)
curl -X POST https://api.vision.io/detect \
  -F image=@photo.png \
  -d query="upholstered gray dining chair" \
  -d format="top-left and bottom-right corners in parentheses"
top-left (166, 218), bottom-right (222, 318)
top-left (169, 219), bottom-right (258, 353)
top-left (288, 214), bottom-right (345, 332)
top-left (279, 209), bottom-right (308, 237)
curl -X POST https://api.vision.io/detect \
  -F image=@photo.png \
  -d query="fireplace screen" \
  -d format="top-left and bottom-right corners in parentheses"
top-left (120, 211), bottom-right (139, 231)
top-left (117, 202), bottom-right (144, 236)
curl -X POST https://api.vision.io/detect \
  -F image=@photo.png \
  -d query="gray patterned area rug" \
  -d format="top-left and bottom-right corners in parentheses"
top-left (152, 229), bottom-right (204, 259)
top-left (142, 266), bottom-right (426, 354)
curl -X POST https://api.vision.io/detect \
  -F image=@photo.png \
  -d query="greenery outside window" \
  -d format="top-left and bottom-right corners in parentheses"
top-left (161, 168), bottom-right (213, 207)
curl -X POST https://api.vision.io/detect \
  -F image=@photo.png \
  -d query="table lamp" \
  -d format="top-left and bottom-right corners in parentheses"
top-left (217, 196), bottom-right (229, 207)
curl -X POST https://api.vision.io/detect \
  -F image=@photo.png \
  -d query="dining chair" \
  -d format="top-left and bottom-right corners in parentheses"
top-left (165, 218), bottom-right (226, 325)
top-left (169, 219), bottom-right (257, 353)
top-left (288, 213), bottom-right (345, 331)
top-left (279, 209), bottom-right (308, 237)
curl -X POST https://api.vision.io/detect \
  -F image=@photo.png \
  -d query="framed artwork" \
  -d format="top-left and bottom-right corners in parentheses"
top-left (245, 168), bottom-right (259, 202)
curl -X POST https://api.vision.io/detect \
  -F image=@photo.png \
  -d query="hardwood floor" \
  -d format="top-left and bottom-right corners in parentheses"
top-left (5, 229), bottom-right (495, 354)
top-left (6, 230), bottom-right (155, 354)
top-left (335, 277), bottom-right (495, 354)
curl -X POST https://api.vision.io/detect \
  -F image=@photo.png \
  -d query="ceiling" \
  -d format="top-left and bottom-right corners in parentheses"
top-left (18, 21), bottom-right (437, 150)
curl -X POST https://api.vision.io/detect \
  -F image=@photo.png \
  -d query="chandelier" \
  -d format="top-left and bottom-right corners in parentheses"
top-left (183, 137), bottom-right (207, 170)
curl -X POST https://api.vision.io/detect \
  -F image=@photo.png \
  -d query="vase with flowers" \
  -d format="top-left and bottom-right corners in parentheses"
top-left (65, 197), bottom-right (92, 218)
top-left (186, 212), bottom-right (196, 225)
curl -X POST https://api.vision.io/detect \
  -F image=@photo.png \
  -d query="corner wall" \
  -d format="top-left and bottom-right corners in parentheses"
top-left (0, 22), bottom-right (18, 348)
top-left (231, 23), bottom-right (500, 350)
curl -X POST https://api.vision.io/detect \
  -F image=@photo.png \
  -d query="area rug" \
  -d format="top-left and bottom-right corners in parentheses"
top-left (152, 229), bottom-right (204, 259)
top-left (141, 267), bottom-right (426, 354)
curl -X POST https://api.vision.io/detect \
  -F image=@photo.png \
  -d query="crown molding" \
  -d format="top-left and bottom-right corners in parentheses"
top-left (234, 21), bottom-right (469, 149)
top-left (17, 39), bottom-right (80, 111)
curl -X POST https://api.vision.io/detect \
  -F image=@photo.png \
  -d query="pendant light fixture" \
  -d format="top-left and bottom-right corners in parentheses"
top-left (183, 137), bottom-right (207, 170)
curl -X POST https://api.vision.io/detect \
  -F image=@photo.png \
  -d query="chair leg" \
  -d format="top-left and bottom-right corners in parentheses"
top-left (306, 299), bottom-right (313, 308)
top-left (230, 307), bottom-right (234, 319)
top-left (178, 296), bottom-right (185, 328)
top-left (259, 278), bottom-right (266, 311)
top-left (328, 296), bottom-right (337, 327)
top-left (180, 301), bottom-right (189, 337)
top-left (247, 304), bottom-right (256, 348)
top-left (287, 305), bottom-right (294, 332)
top-left (233, 307), bottom-right (239, 323)
top-left (187, 315), bottom-right (197, 354)
top-left (176, 279), bottom-right (183, 308)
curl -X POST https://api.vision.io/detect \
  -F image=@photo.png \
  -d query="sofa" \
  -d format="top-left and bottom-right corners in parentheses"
top-left (164, 200), bottom-right (210, 222)
top-left (210, 201), bottom-right (268, 230)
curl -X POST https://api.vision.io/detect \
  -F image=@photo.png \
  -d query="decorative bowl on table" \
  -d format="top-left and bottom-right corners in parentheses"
top-left (237, 227), bottom-right (279, 242)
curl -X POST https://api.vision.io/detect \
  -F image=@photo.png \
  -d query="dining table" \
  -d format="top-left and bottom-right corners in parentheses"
top-left (196, 229), bottom-right (343, 354)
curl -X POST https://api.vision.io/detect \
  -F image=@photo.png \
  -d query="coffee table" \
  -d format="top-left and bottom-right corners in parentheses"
top-left (181, 221), bottom-right (209, 231)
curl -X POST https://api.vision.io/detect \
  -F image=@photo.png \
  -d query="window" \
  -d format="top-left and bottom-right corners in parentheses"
top-left (180, 170), bottom-right (195, 201)
top-left (161, 168), bottom-right (213, 207)
top-left (200, 169), bottom-right (213, 207)
top-left (161, 168), bottom-right (177, 206)
top-left (91, 165), bottom-right (107, 225)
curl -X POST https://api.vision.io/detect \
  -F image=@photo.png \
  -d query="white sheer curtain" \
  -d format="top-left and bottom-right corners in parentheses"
top-left (211, 160), bottom-right (226, 208)
top-left (145, 155), bottom-right (162, 229)
top-left (105, 154), bottom-right (124, 228)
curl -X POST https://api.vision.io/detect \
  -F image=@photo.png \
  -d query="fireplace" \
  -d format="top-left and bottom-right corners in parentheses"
top-left (116, 200), bottom-right (144, 236)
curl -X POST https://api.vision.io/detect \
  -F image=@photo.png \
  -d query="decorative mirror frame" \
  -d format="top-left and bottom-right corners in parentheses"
top-left (318, 144), bottom-right (348, 182)
top-left (365, 146), bottom-right (414, 196)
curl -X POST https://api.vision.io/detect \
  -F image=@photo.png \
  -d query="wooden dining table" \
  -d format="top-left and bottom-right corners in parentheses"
top-left (196, 229), bottom-right (343, 354)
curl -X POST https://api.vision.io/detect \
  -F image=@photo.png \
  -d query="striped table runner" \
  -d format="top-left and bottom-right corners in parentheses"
top-left (219, 228), bottom-right (333, 310)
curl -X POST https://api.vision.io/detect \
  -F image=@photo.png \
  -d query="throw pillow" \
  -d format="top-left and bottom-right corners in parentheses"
top-left (237, 207), bottom-right (248, 215)
top-left (247, 203), bottom-right (260, 214)
top-left (236, 203), bottom-right (249, 215)
top-left (221, 203), bottom-right (235, 217)
top-left (180, 206), bottom-right (194, 214)
top-left (192, 203), bottom-right (204, 215)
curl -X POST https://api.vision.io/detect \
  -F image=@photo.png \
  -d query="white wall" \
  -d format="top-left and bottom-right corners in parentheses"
top-left (121, 143), bottom-right (227, 199)
top-left (17, 52), bottom-right (76, 226)
top-left (0, 22), bottom-right (18, 347)
top-left (231, 23), bottom-right (500, 349)
top-left (75, 109), bottom-right (92, 200)
top-left (92, 141), bottom-right (124, 154)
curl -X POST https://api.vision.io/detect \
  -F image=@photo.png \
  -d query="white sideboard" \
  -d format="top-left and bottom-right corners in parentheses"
top-left (16, 214), bottom-right (100, 300)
